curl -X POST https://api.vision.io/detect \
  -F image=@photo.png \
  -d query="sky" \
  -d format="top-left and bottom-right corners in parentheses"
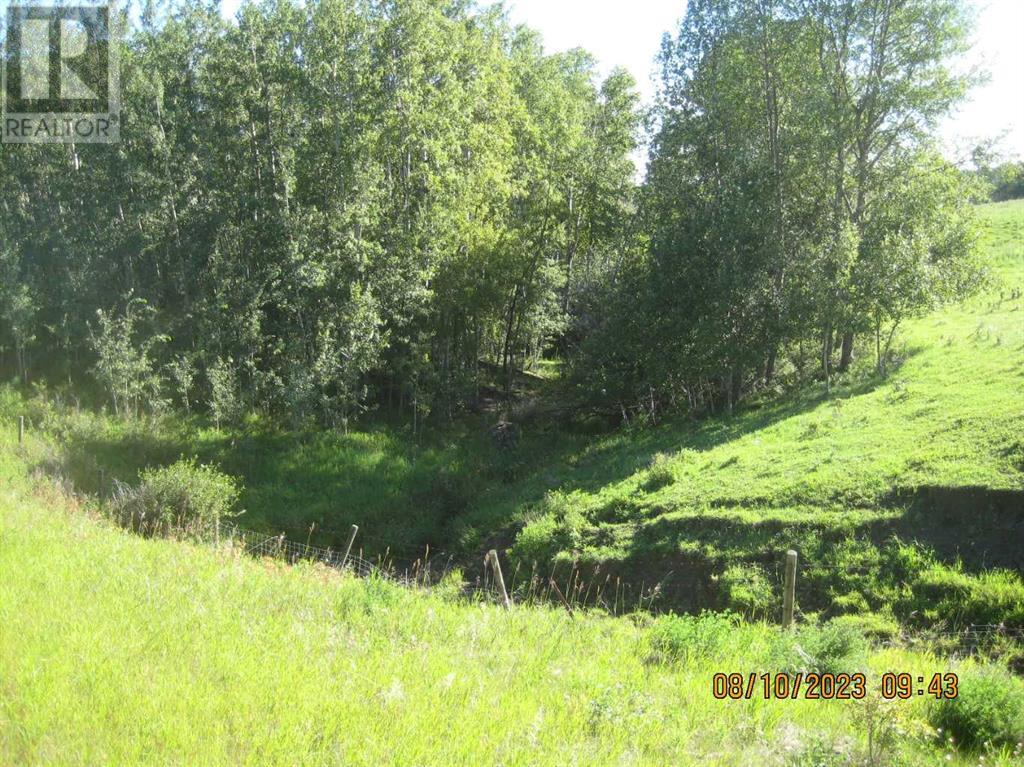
top-left (505, 0), bottom-right (1024, 166)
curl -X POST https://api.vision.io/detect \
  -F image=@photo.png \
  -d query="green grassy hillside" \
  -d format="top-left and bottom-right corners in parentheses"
top-left (1, 202), bottom-right (1023, 764)
top-left (493, 200), bottom-right (1024, 620)
top-left (2, 442), bottom-right (1022, 765)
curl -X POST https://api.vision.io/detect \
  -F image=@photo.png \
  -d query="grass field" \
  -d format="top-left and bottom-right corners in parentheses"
top-left (1, 447), bottom-right (1022, 764)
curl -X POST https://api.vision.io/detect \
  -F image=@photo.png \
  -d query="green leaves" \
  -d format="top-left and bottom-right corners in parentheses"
top-left (591, 0), bottom-right (982, 414)
top-left (0, 0), bottom-right (640, 425)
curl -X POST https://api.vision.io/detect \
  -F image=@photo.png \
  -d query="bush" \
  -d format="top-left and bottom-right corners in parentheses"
top-left (109, 458), bottom-right (241, 540)
top-left (432, 568), bottom-right (466, 601)
top-left (646, 611), bottom-right (737, 664)
top-left (644, 452), bottom-right (674, 491)
top-left (929, 666), bottom-right (1024, 751)
top-left (771, 621), bottom-right (868, 675)
top-left (207, 358), bottom-right (244, 429)
top-left (720, 564), bottom-right (774, 619)
top-left (511, 490), bottom-right (589, 564)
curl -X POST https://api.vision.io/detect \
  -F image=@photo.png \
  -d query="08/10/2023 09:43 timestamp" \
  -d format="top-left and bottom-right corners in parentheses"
top-left (711, 672), bottom-right (959, 701)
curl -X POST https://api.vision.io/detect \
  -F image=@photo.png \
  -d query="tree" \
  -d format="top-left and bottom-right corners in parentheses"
top-left (598, 0), bottom-right (982, 416)
top-left (90, 299), bottom-right (166, 418)
top-left (0, 249), bottom-right (36, 384)
top-left (798, 0), bottom-right (978, 372)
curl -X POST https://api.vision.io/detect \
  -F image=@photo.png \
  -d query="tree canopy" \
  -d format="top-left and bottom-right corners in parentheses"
top-left (0, 0), bottom-right (982, 426)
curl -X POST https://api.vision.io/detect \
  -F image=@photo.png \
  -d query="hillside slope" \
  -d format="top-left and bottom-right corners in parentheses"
top-left (1, 204), bottom-right (1022, 765)
top-left (2, 434), bottom-right (1023, 765)
top-left (483, 200), bottom-right (1024, 614)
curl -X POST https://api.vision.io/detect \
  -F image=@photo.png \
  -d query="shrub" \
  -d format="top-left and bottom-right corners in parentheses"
top-left (432, 568), bottom-right (466, 601)
top-left (771, 621), bottom-right (868, 675)
top-left (929, 666), bottom-right (1024, 751)
top-left (208, 357), bottom-right (244, 429)
top-left (109, 458), bottom-right (241, 540)
top-left (646, 611), bottom-right (737, 664)
top-left (511, 490), bottom-right (588, 564)
top-left (644, 452), bottom-right (674, 491)
top-left (720, 564), bottom-right (775, 619)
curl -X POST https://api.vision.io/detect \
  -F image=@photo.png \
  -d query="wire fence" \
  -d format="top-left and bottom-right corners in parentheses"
top-left (218, 521), bottom-right (1024, 654)
top-left (218, 521), bottom-right (672, 614)
top-left (221, 522), bottom-right (469, 589)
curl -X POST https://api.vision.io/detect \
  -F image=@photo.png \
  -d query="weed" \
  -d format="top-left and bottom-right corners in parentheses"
top-left (644, 452), bottom-right (675, 490)
top-left (771, 621), bottom-right (868, 676)
top-left (645, 611), bottom-right (737, 664)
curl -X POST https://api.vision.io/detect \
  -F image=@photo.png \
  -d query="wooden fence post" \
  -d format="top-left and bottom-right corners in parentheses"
top-left (18, 416), bottom-right (24, 446)
top-left (341, 524), bottom-right (359, 568)
top-left (486, 549), bottom-right (512, 610)
top-left (782, 549), bottom-right (798, 629)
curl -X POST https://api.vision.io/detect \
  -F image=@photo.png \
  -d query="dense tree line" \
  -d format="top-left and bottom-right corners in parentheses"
top-left (1, 0), bottom-right (983, 427)
top-left (576, 0), bottom-right (983, 417)
top-left (0, 0), bottom-right (641, 425)
top-left (977, 161), bottom-right (1024, 202)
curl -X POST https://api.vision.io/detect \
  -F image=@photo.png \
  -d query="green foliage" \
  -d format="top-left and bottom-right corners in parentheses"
top-left (90, 299), bottom-right (167, 419)
top-left (109, 458), bottom-right (241, 540)
top-left (0, 376), bottom-right (1022, 765)
top-left (826, 613), bottom-right (901, 643)
top-left (7, 472), bottom-right (997, 765)
top-left (971, 154), bottom-right (1024, 202)
top-left (907, 567), bottom-right (1024, 628)
top-left (719, 564), bottom-right (774, 619)
top-left (582, 0), bottom-right (982, 413)
top-left (166, 354), bottom-right (196, 415)
top-left (207, 358), bottom-right (243, 430)
top-left (929, 667), bottom-right (1024, 751)
top-left (0, 0), bottom-right (641, 427)
top-left (2, 201), bottom-right (1021, 631)
top-left (511, 490), bottom-right (589, 564)
top-left (771, 621), bottom-right (868, 676)
top-left (645, 611), bottom-right (737, 664)
top-left (643, 452), bottom-right (674, 491)
top-left (0, 247), bottom-right (36, 384)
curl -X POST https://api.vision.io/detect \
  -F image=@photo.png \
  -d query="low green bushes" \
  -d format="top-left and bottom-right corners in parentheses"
top-left (511, 490), bottom-right (589, 564)
top-left (645, 611), bottom-right (737, 664)
top-left (719, 563), bottom-right (775, 619)
top-left (644, 452), bottom-right (675, 491)
top-left (770, 621), bottom-right (868, 676)
top-left (929, 667), bottom-right (1024, 751)
top-left (108, 458), bottom-right (240, 540)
